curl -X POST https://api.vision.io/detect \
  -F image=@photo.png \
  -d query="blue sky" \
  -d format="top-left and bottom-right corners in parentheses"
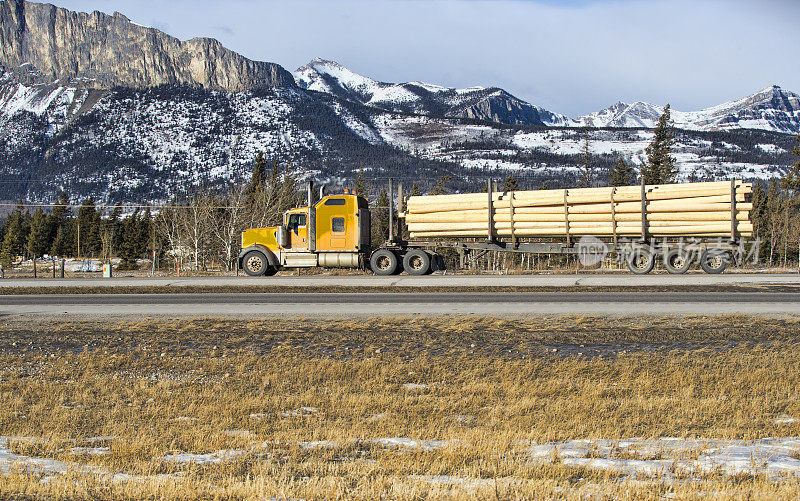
top-left (44, 0), bottom-right (800, 117)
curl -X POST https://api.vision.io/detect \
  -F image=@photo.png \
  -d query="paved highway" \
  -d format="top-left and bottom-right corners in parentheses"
top-left (1, 292), bottom-right (799, 316)
top-left (0, 273), bottom-right (798, 288)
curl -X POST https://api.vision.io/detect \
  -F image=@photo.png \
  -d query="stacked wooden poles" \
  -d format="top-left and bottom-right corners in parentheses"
top-left (403, 180), bottom-right (753, 239)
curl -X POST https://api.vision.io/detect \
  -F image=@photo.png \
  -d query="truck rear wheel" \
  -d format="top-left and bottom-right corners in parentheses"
top-left (700, 249), bottom-right (729, 274)
top-left (370, 249), bottom-right (399, 276)
top-left (403, 249), bottom-right (431, 275)
top-left (625, 247), bottom-right (655, 275)
top-left (243, 250), bottom-right (268, 277)
top-left (663, 248), bottom-right (692, 274)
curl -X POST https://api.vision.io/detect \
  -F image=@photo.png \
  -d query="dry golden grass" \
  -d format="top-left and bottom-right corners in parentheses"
top-left (1, 316), bottom-right (800, 499)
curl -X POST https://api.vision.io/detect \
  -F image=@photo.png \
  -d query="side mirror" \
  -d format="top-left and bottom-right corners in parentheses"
top-left (276, 226), bottom-right (289, 248)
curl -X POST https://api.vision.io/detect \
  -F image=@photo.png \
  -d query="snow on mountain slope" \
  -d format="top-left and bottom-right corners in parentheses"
top-left (294, 58), bottom-right (573, 127)
top-left (579, 86), bottom-right (800, 133)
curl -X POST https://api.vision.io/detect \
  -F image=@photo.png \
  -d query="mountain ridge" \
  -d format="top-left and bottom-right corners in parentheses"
top-left (0, 0), bottom-right (295, 91)
top-left (294, 58), bottom-right (573, 127)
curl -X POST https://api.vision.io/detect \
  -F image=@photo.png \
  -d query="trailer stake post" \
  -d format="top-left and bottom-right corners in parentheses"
top-left (486, 178), bottom-right (494, 243)
top-left (509, 191), bottom-right (516, 249)
top-left (640, 175), bottom-right (647, 241)
top-left (730, 178), bottom-right (737, 241)
top-left (388, 178), bottom-right (395, 243)
top-left (610, 186), bottom-right (618, 250)
top-left (563, 189), bottom-right (570, 246)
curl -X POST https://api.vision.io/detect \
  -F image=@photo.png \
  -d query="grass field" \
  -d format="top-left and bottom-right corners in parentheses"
top-left (1, 316), bottom-right (800, 499)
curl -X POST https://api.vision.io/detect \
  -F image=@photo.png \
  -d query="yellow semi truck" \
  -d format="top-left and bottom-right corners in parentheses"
top-left (238, 187), bottom-right (372, 276)
top-left (239, 179), bottom-right (747, 276)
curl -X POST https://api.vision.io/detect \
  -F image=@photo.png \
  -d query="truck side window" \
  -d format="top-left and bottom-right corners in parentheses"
top-left (332, 217), bottom-right (345, 233)
top-left (287, 214), bottom-right (306, 232)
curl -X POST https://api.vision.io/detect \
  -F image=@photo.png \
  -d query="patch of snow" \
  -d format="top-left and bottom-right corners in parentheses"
top-left (375, 437), bottom-right (447, 451)
top-left (530, 437), bottom-right (800, 479)
top-left (69, 447), bottom-right (110, 456)
top-left (281, 406), bottom-right (318, 418)
top-left (172, 416), bottom-right (198, 423)
top-left (161, 449), bottom-right (246, 465)
top-left (409, 474), bottom-right (494, 488)
top-left (402, 383), bottom-right (428, 390)
top-left (298, 440), bottom-right (338, 450)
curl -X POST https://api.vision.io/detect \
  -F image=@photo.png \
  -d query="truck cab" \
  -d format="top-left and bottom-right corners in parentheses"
top-left (238, 191), bottom-right (370, 276)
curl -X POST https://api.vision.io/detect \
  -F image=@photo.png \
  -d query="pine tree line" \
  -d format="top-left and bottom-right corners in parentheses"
top-left (0, 194), bottom-right (155, 267)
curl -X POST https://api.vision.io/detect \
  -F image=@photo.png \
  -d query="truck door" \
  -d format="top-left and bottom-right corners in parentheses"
top-left (330, 216), bottom-right (347, 248)
top-left (287, 213), bottom-right (308, 249)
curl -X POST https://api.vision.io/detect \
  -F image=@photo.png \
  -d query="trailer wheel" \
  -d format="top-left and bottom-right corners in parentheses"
top-left (663, 248), bottom-right (692, 274)
top-left (700, 249), bottom-right (729, 274)
top-left (370, 249), bottom-right (399, 276)
top-left (625, 247), bottom-right (655, 275)
top-left (242, 250), bottom-right (268, 277)
top-left (403, 249), bottom-right (431, 275)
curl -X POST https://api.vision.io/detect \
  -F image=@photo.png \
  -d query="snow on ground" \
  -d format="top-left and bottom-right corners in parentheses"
top-left (281, 406), bottom-right (319, 418)
top-left (0, 436), bottom-right (136, 482)
top-left (529, 437), bottom-right (800, 479)
top-left (161, 449), bottom-right (247, 465)
top-left (757, 143), bottom-right (787, 154)
top-left (374, 438), bottom-right (447, 451)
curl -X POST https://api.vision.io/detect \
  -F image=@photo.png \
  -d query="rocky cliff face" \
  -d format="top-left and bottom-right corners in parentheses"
top-left (0, 0), bottom-right (295, 91)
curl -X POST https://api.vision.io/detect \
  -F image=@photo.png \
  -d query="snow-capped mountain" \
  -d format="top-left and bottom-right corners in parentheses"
top-left (579, 86), bottom-right (800, 133)
top-left (0, 0), bottom-right (797, 204)
top-left (294, 58), bottom-right (573, 126)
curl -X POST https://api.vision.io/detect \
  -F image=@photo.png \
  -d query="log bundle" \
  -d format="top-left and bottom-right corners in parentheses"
top-left (403, 181), bottom-right (752, 239)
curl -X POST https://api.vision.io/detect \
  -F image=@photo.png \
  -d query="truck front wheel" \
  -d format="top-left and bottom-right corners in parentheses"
top-left (403, 249), bottom-right (431, 275)
top-left (243, 250), bottom-right (268, 277)
top-left (370, 249), bottom-right (399, 276)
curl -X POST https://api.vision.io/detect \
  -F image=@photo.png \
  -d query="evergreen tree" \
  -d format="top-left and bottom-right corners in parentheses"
top-left (430, 175), bottom-right (451, 195)
top-left (502, 175), bottom-right (519, 192)
top-left (609, 158), bottom-right (636, 186)
top-left (246, 152), bottom-right (267, 196)
top-left (51, 225), bottom-right (69, 259)
top-left (108, 203), bottom-right (123, 253)
top-left (353, 171), bottom-right (370, 201)
top-left (119, 209), bottom-right (147, 266)
top-left (643, 104), bottom-right (677, 184)
top-left (750, 181), bottom-right (769, 241)
top-left (50, 192), bottom-right (69, 239)
top-left (580, 130), bottom-right (593, 187)
top-left (49, 193), bottom-right (72, 257)
top-left (26, 209), bottom-right (50, 258)
top-left (74, 198), bottom-right (102, 257)
top-left (780, 135), bottom-right (800, 191)
top-left (410, 183), bottom-right (421, 196)
top-left (1, 203), bottom-right (28, 265)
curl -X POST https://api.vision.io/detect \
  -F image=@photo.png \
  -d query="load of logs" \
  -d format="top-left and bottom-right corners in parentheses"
top-left (402, 180), bottom-right (752, 240)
